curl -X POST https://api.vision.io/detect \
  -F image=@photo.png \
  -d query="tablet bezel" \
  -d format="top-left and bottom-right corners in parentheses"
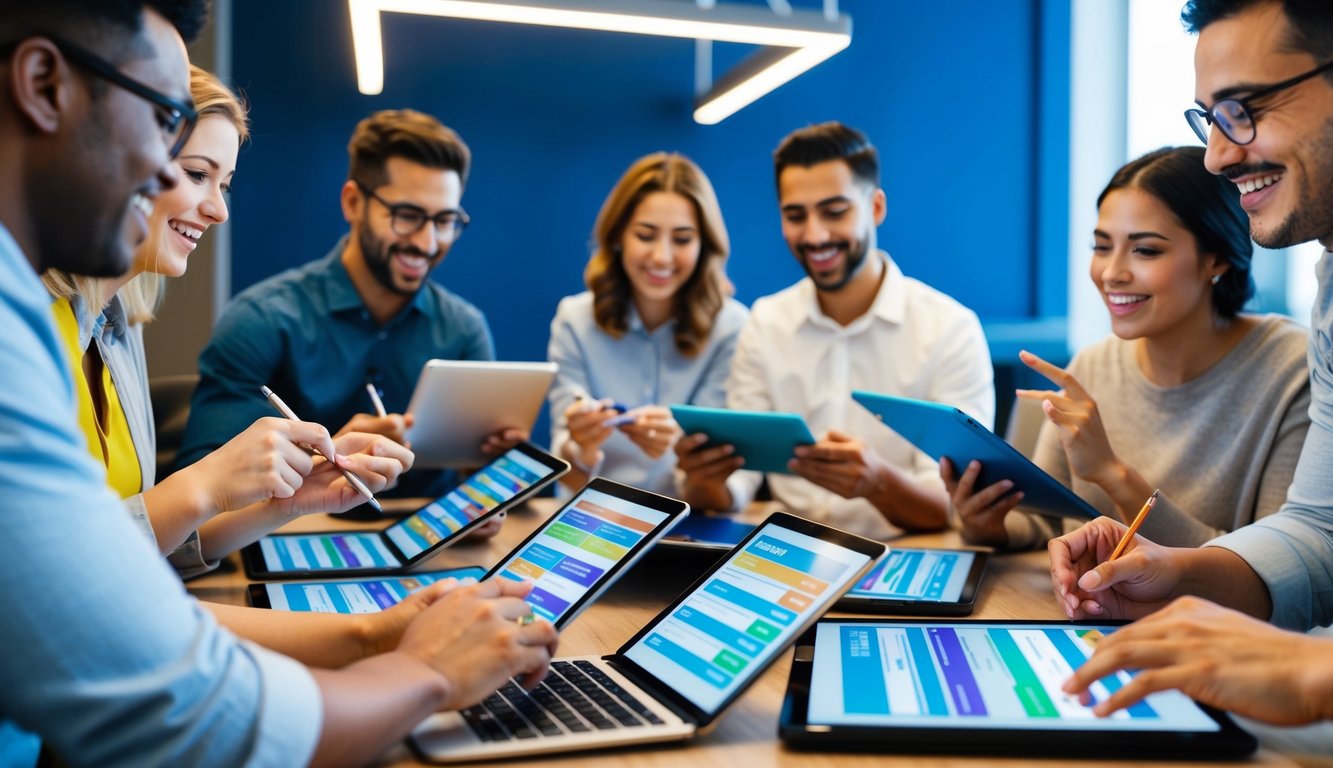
top-left (605, 511), bottom-right (886, 731)
top-left (834, 547), bottom-right (989, 616)
top-left (241, 441), bottom-right (569, 580)
top-left (669, 405), bottom-right (815, 475)
top-left (405, 360), bottom-right (558, 468)
top-left (780, 617), bottom-right (1257, 759)
top-left (484, 477), bottom-right (689, 629)
top-left (851, 390), bottom-right (1101, 521)
top-left (246, 565), bottom-right (489, 610)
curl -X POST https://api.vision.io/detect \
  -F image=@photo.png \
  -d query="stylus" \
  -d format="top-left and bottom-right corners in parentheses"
top-left (260, 385), bottom-right (383, 513)
top-left (365, 382), bottom-right (388, 418)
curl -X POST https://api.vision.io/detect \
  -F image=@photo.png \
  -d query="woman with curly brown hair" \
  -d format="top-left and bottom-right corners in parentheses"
top-left (548, 152), bottom-right (747, 495)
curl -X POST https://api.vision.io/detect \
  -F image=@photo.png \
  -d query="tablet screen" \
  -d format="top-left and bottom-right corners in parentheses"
top-left (623, 522), bottom-right (873, 714)
top-left (808, 621), bottom-right (1219, 732)
top-left (261, 567), bottom-right (487, 613)
top-left (258, 530), bottom-right (401, 572)
top-left (492, 486), bottom-right (671, 624)
top-left (846, 548), bottom-right (975, 602)
top-left (385, 447), bottom-right (556, 561)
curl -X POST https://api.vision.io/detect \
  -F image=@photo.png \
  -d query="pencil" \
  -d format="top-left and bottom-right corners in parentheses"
top-left (1108, 489), bottom-right (1159, 561)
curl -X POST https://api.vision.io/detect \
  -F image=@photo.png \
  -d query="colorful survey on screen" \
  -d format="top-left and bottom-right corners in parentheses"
top-left (265, 568), bottom-right (484, 613)
top-left (260, 530), bottom-right (400, 572)
top-left (624, 524), bottom-right (873, 714)
top-left (848, 548), bottom-right (974, 601)
top-left (385, 448), bottom-right (552, 561)
top-left (494, 487), bottom-right (668, 623)
top-left (808, 622), bottom-right (1219, 731)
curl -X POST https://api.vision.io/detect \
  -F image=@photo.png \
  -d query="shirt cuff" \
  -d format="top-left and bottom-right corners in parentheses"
top-left (241, 641), bottom-right (322, 766)
top-left (167, 530), bottom-right (222, 579)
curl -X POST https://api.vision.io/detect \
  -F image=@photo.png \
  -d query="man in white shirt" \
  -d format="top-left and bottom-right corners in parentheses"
top-left (676, 122), bottom-right (994, 539)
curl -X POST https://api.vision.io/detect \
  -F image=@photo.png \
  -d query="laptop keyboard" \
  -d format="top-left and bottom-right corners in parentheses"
top-left (460, 660), bottom-right (666, 741)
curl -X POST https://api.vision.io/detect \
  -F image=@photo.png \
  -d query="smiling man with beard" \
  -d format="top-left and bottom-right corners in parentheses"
top-left (675, 122), bottom-right (994, 539)
top-left (178, 109), bottom-right (516, 502)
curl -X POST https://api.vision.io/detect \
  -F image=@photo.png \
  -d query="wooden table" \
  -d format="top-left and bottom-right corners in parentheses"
top-left (188, 498), bottom-right (1310, 767)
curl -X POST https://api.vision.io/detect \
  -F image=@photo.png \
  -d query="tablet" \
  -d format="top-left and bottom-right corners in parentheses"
top-left (489, 477), bottom-right (688, 627)
top-left (835, 547), bottom-right (988, 616)
top-left (242, 442), bottom-right (568, 579)
top-left (780, 618), bottom-right (1257, 758)
top-left (659, 514), bottom-right (757, 552)
top-left (669, 405), bottom-right (815, 474)
top-left (851, 390), bottom-right (1100, 520)
top-left (405, 360), bottom-right (558, 468)
top-left (247, 566), bottom-right (488, 612)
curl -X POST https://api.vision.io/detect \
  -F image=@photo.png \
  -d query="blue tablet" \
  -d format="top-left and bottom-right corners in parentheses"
top-left (851, 390), bottom-right (1099, 521)
top-left (670, 405), bottom-right (815, 474)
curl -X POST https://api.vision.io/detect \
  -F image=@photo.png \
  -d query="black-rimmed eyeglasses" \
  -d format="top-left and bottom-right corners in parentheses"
top-left (354, 180), bottom-right (470, 238)
top-left (1185, 59), bottom-right (1333, 146)
top-left (45, 36), bottom-right (198, 158)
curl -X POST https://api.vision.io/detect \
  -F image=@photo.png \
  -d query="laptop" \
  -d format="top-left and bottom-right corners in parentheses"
top-left (780, 618), bottom-right (1257, 758)
top-left (410, 511), bottom-right (886, 762)
top-left (241, 442), bottom-right (568, 579)
top-left (851, 390), bottom-right (1100, 520)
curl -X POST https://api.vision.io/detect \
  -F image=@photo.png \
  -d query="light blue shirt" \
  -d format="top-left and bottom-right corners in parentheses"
top-left (1210, 248), bottom-right (1333, 630)
top-left (0, 224), bottom-right (321, 765)
top-left (547, 291), bottom-right (748, 496)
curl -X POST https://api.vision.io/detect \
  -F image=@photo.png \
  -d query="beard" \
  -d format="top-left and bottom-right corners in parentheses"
top-left (1251, 115), bottom-right (1333, 249)
top-left (798, 235), bottom-right (870, 292)
top-left (357, 221), bottom-right (441, 296)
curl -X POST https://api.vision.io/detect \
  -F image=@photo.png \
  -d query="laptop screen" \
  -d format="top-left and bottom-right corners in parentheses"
top-left (622, 520), bottom-right (874, 715)
top-left (807, 620), bottom-right (1220, 731)
top-left (384, 447), bottom-right (556, 561)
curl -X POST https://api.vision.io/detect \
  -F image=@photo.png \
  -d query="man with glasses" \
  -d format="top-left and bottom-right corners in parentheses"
top-left (1051, 0), bottom-right (1333, 730)
top-left (0, 4), bottom-right (557, 766)
top-left (178, 109), bottom-right (522, 505)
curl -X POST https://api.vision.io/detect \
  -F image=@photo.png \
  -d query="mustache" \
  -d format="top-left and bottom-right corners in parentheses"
top-left (389, 244), bottom-right (440, 259)
top-left (1222, 162), bottom-right (1283, 181)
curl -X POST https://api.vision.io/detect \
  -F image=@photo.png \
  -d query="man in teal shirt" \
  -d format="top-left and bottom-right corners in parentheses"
top-left (178, 109), bottom-right (510, 500)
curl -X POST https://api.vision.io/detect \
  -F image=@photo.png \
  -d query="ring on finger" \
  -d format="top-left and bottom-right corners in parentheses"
top-left (516, 611), bottom-right (536, 627)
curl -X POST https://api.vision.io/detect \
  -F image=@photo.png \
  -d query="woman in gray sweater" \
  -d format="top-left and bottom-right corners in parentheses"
top-left (945, 146), bottom-right (1310, 548)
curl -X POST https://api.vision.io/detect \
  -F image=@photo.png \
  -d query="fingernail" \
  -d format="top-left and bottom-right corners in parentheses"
top-left (1079, 571), bottom-right (1102, 589)
top-left (1000, 480), bottom-right (1014, 490)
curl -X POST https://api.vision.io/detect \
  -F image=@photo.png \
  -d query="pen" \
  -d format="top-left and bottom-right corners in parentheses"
top-left (365, 382), bottom-right (388, 418)
top-left (260, 385), bottom-right (383, 513)
top-left (1108, 489), bottom-right (1159, 562)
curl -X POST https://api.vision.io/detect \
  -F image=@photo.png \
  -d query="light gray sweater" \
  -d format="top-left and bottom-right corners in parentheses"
top-left (1006, 314), bottom-right (1311, 548)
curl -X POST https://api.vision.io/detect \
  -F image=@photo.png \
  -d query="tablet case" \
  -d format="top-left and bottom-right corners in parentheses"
top-left (669, 405), bottom-right (815, 474)
top-left (851, 390), bottom-right (1099, 520)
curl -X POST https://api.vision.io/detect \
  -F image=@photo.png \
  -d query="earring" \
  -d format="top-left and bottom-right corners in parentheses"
top-left (1210, 274), bottom-right (1221, 285)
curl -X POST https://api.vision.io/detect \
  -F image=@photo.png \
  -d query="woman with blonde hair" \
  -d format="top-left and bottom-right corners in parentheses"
top-left (45, 65), bottom-right (412, 578)
top-left (548, 152), bottom-right (748, 494)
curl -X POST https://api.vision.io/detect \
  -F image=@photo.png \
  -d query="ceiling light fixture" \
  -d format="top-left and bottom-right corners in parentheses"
top-left (348, 0), bottom-right (851, 124)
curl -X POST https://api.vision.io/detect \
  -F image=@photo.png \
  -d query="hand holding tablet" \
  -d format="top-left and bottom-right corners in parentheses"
top-left (670, 405), bottom-right (815, 474)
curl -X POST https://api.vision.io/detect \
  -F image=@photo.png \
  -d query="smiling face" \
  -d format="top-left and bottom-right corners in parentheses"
top-left (1091, 188), bottom-right (1222, 340)
top-left (349, 155), bottom-right (463, 296)
top-left (136, 114), bottom-right (239, 277)
top-left (777, 159), bottom-right (885, 292)
top-left (26, 11), bottom-right (189, 277)
top-left (619, 191), bottom-right (701, 322)
top-left (1195, 3), bottom-right (1333, 248)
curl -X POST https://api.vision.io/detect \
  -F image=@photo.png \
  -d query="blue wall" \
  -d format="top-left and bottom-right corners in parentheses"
top-left (230, 0), bottom-right (1069, 365)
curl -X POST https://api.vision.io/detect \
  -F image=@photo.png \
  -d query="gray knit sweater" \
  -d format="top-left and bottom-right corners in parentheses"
top-left (1006, 314), bottom-right (1311, 548)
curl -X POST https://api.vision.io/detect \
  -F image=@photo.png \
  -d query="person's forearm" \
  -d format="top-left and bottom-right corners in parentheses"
top-left (196, 500), bottom-right (296, 563)
top-left (1088, 461), bottom-right (1155, 524)
top-left (140, 473), bottom-right (217, 554)
top-left (309, 653), bottom-right (451, 768)
top-left (867, 468), bottom-right (948, 531)
top-left (207, 602), bottom-right (377, 668)
top-left (681, 477), bottom-right (735, 513)
top-left (1176, 547), bottom-right (1274, 619)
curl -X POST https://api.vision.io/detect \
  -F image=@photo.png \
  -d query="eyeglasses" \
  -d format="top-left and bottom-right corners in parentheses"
top-left (1185, 59), bottom-right (1333, 146)
top-left (355, 180), bottom-right (470, 239)
top-left (42, 35), bottom-right (198, 158)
